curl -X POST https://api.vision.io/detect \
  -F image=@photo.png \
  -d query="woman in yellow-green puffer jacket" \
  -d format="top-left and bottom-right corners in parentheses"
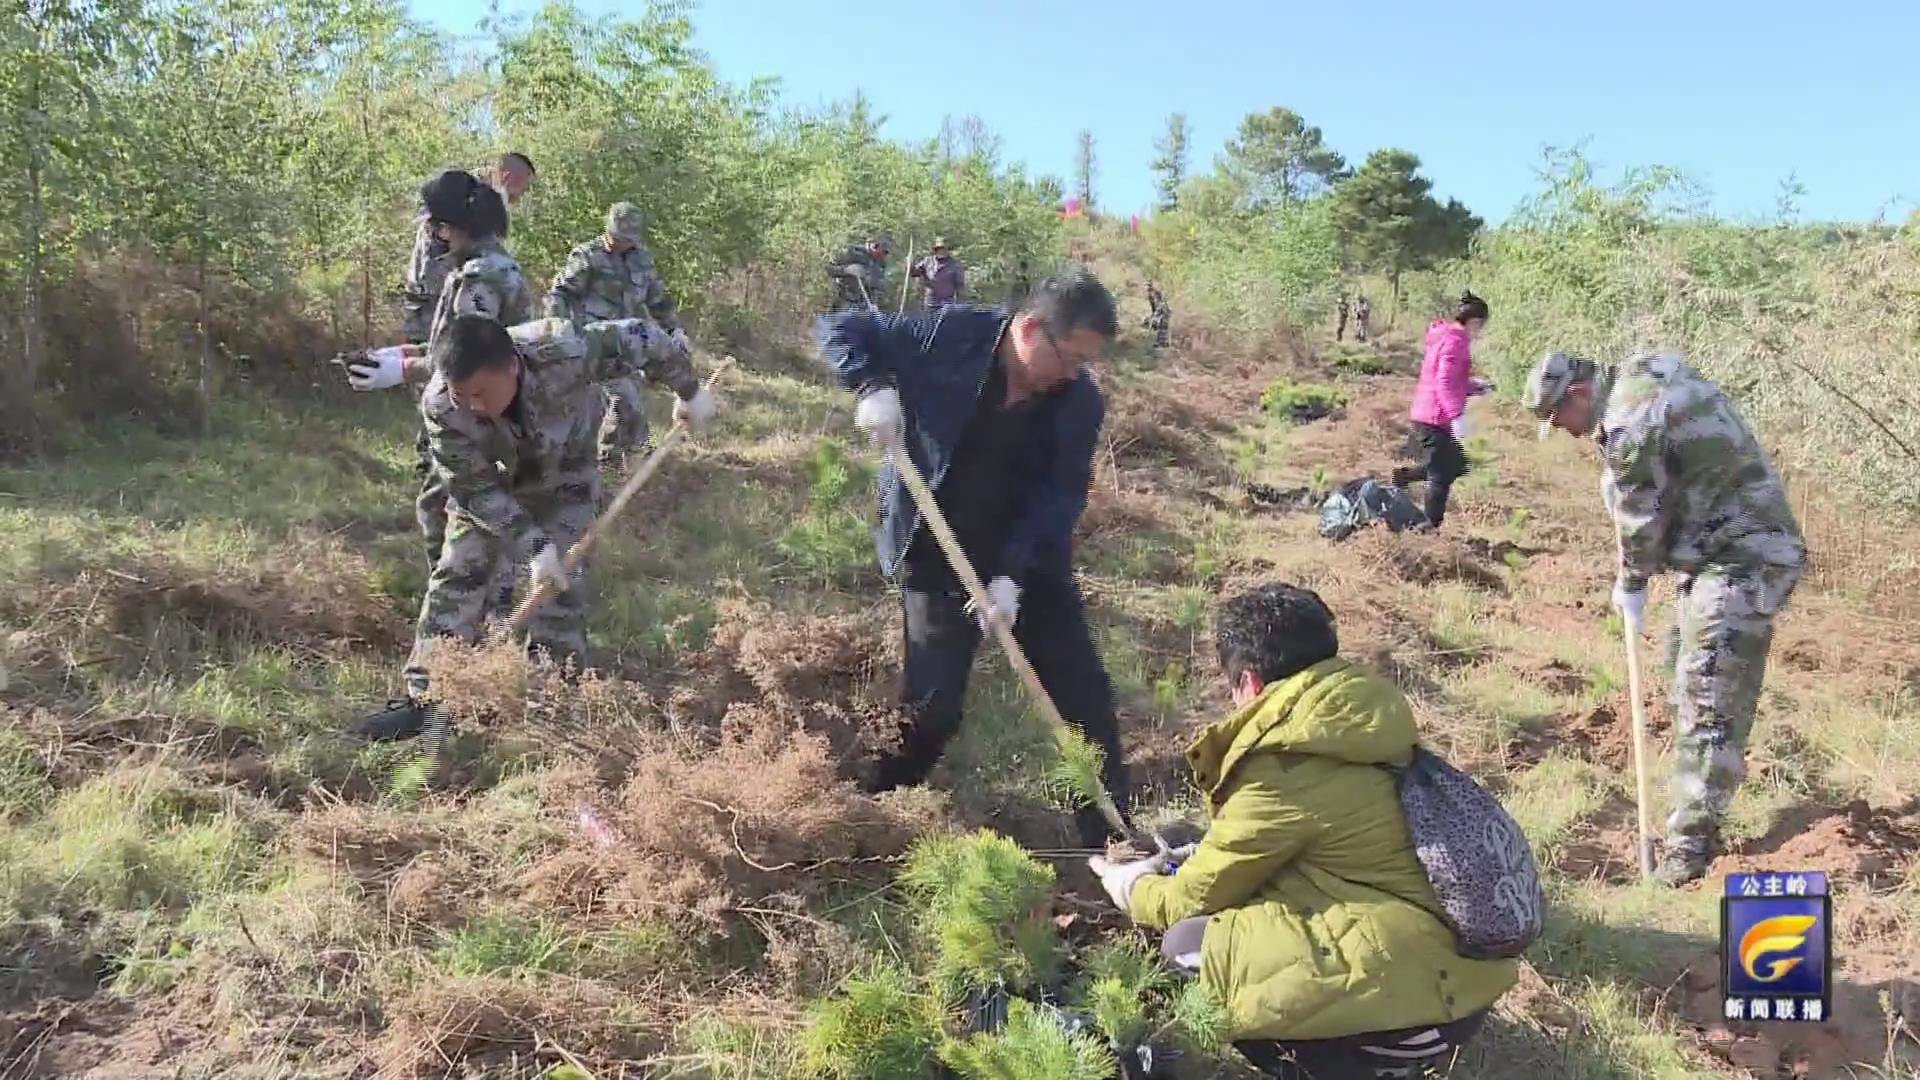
top-left (1091, 583), bottom-right (1517, 1079)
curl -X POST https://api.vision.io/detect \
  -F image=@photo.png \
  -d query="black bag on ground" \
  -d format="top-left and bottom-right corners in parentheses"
top-left (1316, 477), bottom-right (1427, 541)
top-left (1387, 746), bottom-right (1545, 960)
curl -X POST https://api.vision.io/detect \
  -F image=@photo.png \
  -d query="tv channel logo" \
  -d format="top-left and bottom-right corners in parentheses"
top-left (1721, 871), bottom-right (1831, 1023)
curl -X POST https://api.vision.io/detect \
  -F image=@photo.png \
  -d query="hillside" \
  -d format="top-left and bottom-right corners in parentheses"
top-left (2, 275), bottom-right (1918, 1077)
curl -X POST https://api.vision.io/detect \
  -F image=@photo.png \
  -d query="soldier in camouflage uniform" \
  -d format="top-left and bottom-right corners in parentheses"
top-left (346, 313), bottom-right (715, 741)
top-left (401, 153), bottom-right (535, 344)
top-left (414, 172), bottom-right (537, 575)
top-left (826, 237), bottom-right (891, 311)
top-left (546, 201), bottom-right (688, 464)
top-left (1525, 350), bottom-right (1806, 884)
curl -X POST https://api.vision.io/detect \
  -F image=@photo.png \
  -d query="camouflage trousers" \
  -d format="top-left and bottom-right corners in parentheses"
top-left (416, 427), bottom-right (448, 571)
top-left (403, 495), bottom-right (597, 699)
top-left (1664, 560), bottom-right (1803, 847)
top-left (598, 377), bottom-right (650, 464)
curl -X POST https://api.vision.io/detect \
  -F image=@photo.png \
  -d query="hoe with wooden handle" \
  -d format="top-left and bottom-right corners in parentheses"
top-left (1616, 531), bottom-right (1657, 880)
top-left (498, 357), bottom-right (735, 639)
top-left (886, 438), bottom-right (1135, 841)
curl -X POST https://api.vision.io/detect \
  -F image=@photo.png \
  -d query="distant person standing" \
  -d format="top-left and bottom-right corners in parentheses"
top-left (1335, 293), bottom-right (1350, 342)
top-left (826, 236), bottom-right (892, 312)
top-left (1396, 292), bottom-right (1490, 530)
top-left (909, 237), bottom-right (967, 310)
top-left (1354, 295), bottom-right (1372, 343)
top-left (1144, 281), bottom-right (1171, 348)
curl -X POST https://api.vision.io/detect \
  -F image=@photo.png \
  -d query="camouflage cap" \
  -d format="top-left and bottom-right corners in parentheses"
top-left (606, 202), bottom-right (646, 242)
top-left (932, 236), bottom-right (950, 250)
top-left (1523, 351), bottom-right (1597, 438)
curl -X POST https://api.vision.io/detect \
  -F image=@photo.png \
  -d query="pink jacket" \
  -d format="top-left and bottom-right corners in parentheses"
top-left (1411, 320), bottom-right (1472, 426)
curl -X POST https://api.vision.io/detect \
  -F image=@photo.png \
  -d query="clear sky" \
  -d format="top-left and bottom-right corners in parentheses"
top-left (413, 0), bottom-right (1916, 225)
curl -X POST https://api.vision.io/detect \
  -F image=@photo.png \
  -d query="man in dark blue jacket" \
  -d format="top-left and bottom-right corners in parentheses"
top-left (818, 266), bottom-right (1131, 845)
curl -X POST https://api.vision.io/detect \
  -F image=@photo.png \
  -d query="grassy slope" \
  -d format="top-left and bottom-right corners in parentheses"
top-left (1, 300), bottom-right (1917, 1078)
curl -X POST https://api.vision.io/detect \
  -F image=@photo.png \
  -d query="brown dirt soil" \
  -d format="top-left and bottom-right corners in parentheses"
top-left (521, 712), bottom-right (948, 936)
top-left (1667, 944), bottom-right (1920, 1079)
top-left (1344, 528), bottom-right (1508, 592)
top-left (375, 975), bottom-right (664, 1079)
top-left (1709, 800), bottom-right (1920, 888)
top-left (1508, 692), bottom-right (1674, 773)
top-left (12, 553), bottom-right (404, 667)
top-left (662, 601), bottom-right (906, 775)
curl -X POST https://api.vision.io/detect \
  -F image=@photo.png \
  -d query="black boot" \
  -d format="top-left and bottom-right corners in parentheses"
top-left (352, 698), bottom-right (428, 742)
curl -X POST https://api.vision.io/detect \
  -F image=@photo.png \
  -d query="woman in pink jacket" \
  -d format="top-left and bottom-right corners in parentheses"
top-left (1398, 292), bottom-right (1490, 528)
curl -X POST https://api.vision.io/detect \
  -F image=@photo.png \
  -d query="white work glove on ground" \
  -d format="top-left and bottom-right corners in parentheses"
top-left (674, 387), bottom-right (716, 431)
top-left (1449, 414), bottom-right (1471, 442)
top-left (974, 575), bottom-right (1021, 635)
top-left (346, 345), bottom-right (409, 391)
top-left (1613, 578), bottom-right (1647, 634)
top-left (529, 544), bottom-right (570, 594)
top-left (854, 386), bottom-right (903, 451)
top-left (1088, 853), bottom-right (1171, 916)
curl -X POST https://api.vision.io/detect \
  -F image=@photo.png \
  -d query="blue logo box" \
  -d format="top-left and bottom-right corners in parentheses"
top-left (1721, 871), bottom-right (1832, 1023)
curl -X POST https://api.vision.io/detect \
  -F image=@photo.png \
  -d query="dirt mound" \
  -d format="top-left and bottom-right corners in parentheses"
top-left (1709, 800), bottom-right (1920, 887)
top-left (1509, 693), bottom-right (1672, 772)
top-left (522, 714), bottom-right (947, 939)
top-left (664, 601), bottom-right (905, 775)
top-left (13, 554), bottom-right (403, 677)
top-left (1345, 529), bottom-right (1507, 591)
top-left (376, 976), bottom-right (662, 1079)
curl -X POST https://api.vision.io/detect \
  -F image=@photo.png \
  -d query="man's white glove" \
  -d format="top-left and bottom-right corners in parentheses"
top-left (1449, 414), bottom-right (1470, 442)
top-left (1087, 852), bottom-right (1171, 916)
top-left (854, 386), bottom-right (903, 451)
top-left (674, 387), bottom-right (716, 431)
top-left (974, 575), bottom-right (1021, 635)
top-left (346, 345), bottom-right (409, 391)
top-left (530, 544), bottom-right (570, 594)
top-left (1613, 578), bottom-right (1647, 634)
top-left (668, 328), bottom-right (693, 358)
top-left (1468, 376), bottom-right (1494, 398)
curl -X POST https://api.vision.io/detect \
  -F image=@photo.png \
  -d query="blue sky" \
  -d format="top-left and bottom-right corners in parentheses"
top-left (414, 0), bottom-right (1915, 225)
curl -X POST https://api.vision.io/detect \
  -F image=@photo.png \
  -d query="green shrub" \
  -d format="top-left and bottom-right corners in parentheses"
top-left (899, 831), bottom-right (1059, 996)
top-left (1328, 345), bottom-right (1392, 375)
top-left (1260, 381), bottom-right (1347, 419)
top-left (778, 440), bottom-right (876, 586)
top-left (1073, 941), bottom-right (1168, 1046)
top-left (937, 999), bottom-right (1114, 1080)
top-left (800, 963), bottom-right (941, 1079)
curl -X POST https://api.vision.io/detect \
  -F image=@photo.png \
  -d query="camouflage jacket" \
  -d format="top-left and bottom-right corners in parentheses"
top-left (427, 238), bottom-right (537, 346)
top-left (545, 240), bottom-right (681, 331)
top-left (401, 214), bottom-right (454, 344)
top-left (826, 246), bottom-right (887, 308)
top-left (421, 318), bottom-right (700, 559)
top-left (1594, 352), bottom-right (1805, 588)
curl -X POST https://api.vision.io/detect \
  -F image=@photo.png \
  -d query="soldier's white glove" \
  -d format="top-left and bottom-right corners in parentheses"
top-left (1450, 414), bottom-right (1470, 442)
top-left (1088, 852), bottom-right (1171, 916)
top-left (668, 328), bottom-right (693, 358)
top-left (346, 346), bottom-right (409, 391)
top-left (855, 386), bottom-right (904, 451)
top-left (1612, 578), bottom-right (1647, 634)
top-left (973, 575), bottom-right (1021, 635)
top-left (530, 544), bottom-right (570, 594)
top-left (674, 387), bottom-right (716, 431)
